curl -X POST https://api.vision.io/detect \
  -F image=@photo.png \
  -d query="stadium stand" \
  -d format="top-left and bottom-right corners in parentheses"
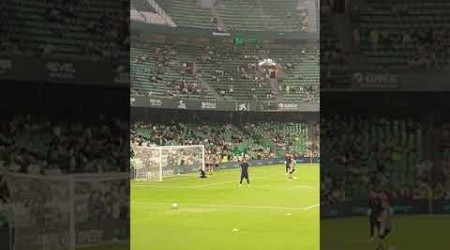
top-left (131, 40), bottom-right (319, 102)
top-left (151, 0), bottom-right (312, 32)
top-left (358, 0), bottom-right (450, 71)
top-left (321, 115), bottom-right (433, 204)
top-left (0, 115), bottom-right (129, 175)
top-left (259, 0), bottom-right (311, 32)
top-left (0, 0), bottom-right (129, 61)
top-left (131, 121), bottom-right (319, 163)
top-left (319, 0), bottom-right (356, 89)
top-left (156, 0), bottom-right (213, 30)
top-left (131, 42), bottom-right (212, 99)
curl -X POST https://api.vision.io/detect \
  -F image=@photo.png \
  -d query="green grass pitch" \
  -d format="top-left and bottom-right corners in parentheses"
top-left (131, 164), bottom-right (319, 250)
top-left (321, 215), bottom-right (450, 250)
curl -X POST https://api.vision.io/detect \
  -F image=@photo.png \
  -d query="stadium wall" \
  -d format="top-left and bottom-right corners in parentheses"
top-left (0, 57), bottom-right (127, 86)
top-left (132, 27), bottom-right (318, 51)
top-left (131, 95), bottom-right (319, 112)
top-left (131, 107), bottom-right (319, 124)
top-left (323, 68), bottom-right (450, 91)
top-left (1, 80), bottom-right (129, 120)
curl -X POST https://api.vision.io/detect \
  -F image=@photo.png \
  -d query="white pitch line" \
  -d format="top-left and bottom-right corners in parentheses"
top-left (157, 202), bottom-right (301, 210)
top-left (133, 201), bottom-right (319, 211)
top-left (132, 180), bottom-right (237, 188)
top-left (197, 180), bottom-right (237, 188)
top-left (302, 203), bottom-right (320, 210)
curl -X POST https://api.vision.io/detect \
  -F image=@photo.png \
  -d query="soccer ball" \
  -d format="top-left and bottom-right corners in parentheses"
top-left (172, 203), bottom-right (179, 209)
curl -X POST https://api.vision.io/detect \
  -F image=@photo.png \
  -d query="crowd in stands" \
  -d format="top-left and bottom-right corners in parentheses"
top-left (321, 0), bottom-right (450, 75)
top-left (320, 0), bottom-right (450, 90)
top-left (77, 179), bottom-right (129, 223)
top-left (321, 115), bottom-right (449, 204)
top-left (131, 43), bottom-right (208, 99)
top-left (0, 115), bottom-right (129, 175)
top-left (0, 116), bottom-right (129, 241)
top-left (0, 115), bottom-right (130, 229)
top-left (0, 0), bottom-right (130, 62)
top-left (131, 39), bottom-right (319, 103)
top-left (356, 0), bottom-right (450, 71)
top-left (203, 45), bottom-right (275, 100)
top-left (131, 121), bottom-right (319, 164)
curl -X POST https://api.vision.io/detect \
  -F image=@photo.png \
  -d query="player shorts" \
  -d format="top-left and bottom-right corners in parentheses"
top-left (370, 215), bottom-right (379, 223)
top-left (290, 168), bottom-right (296, 174)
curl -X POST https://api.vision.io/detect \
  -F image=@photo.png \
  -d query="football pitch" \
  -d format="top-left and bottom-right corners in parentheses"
top-left (322, 215), bottom-right (450, 250)
top-left (131, 164), bottom-right (319, 250)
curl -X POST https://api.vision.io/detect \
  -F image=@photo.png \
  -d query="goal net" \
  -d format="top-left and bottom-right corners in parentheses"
top-left (3, 172), bottom-right (129, 250)
top-left (131, 145), bottom-right (205, 181)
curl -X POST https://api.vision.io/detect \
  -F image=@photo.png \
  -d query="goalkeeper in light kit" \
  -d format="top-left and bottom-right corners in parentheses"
top-left (239, 157), bottom-right (250, 187)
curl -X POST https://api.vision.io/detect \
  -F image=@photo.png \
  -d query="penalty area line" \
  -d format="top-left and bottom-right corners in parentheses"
top-left (133, 180), bottom-right (237, 188)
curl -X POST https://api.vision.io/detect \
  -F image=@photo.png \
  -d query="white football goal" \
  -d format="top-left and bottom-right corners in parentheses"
top-left (131, 145), bottom-right (205, 181)
top-left (2, 171), bottom-right (129, 250)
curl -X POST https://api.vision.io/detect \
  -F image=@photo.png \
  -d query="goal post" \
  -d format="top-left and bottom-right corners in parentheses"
top-left (131, 145), bottom-right (205, 181)
top-left (4, 172), bottom-right (72, 250)
top-left (2, 171), bottom-right (130, 250)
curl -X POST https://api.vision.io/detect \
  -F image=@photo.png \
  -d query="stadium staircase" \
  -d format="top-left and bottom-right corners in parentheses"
top-left (197, 77), bottom-right (221, 99)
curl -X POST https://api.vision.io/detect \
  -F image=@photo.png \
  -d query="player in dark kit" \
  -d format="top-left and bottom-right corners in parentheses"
top-left (199, 168), bottom-right (207, 178)
top-left (368, 190), bottom-right (382, 241)
top-left (239, 157), bottom-right (250, 188)
top-left (285, 153), bottom-right (291, 175)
